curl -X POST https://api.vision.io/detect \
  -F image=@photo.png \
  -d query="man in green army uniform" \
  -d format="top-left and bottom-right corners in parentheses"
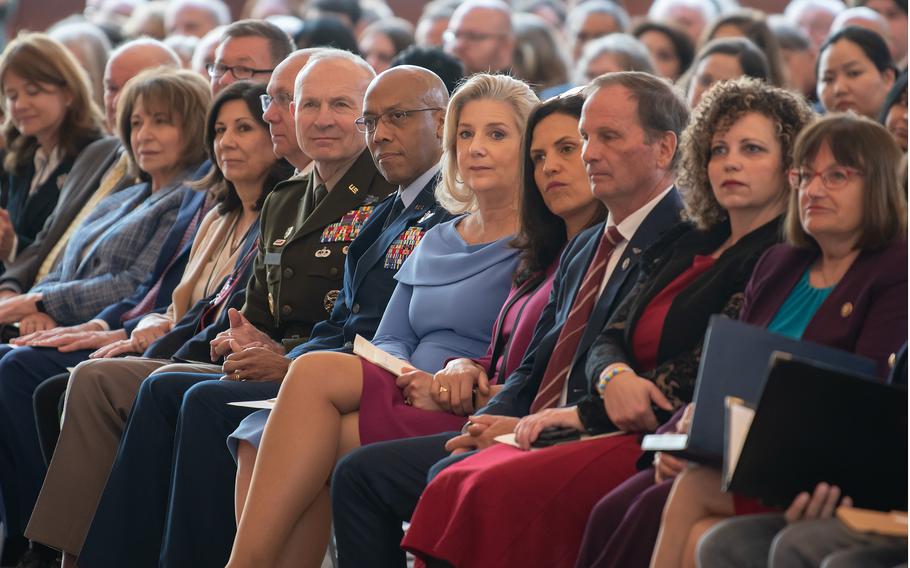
top-left (211, 49), bottom-right (396, 359)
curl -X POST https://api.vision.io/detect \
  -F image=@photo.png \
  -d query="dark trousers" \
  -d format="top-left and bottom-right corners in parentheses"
top-left (33, 373), bottom-right (69, 465)
top-left (78, 373), bottom-right (279, 568)
top-left (0, 345), bottom-right (90, 538)
top-left (331, 432), bottom-right (468, 568)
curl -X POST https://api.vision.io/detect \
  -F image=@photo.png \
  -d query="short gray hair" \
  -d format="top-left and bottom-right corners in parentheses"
top-left (568, 1), bottom-right (630, 34)
top-left (575, 33), bottom-right (654, 83)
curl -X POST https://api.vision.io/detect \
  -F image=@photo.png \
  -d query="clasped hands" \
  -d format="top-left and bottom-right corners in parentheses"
top-left (396, 358), bottom-right (499, 415)
top-left (214, 309), bottom-right (288, 382)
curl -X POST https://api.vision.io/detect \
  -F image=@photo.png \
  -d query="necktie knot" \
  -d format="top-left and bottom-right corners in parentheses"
top-left (605, 225), bottom-right (623, 247)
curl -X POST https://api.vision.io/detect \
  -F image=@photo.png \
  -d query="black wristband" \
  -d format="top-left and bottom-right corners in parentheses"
top-left (575, 395), bottom-right (617, 434)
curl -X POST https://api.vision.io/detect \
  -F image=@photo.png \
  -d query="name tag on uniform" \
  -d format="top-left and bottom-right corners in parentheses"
top-left (265, 251), bottom-right (282, 266)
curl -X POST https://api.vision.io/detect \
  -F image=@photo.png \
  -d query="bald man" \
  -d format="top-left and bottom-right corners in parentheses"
top-left (0, 38), bottom-right (181, 298)
top-left (443, 0), bottom-right (515, 75)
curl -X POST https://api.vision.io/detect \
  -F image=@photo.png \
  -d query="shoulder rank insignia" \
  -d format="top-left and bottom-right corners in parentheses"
top-left (384, 226), bottom-right (426, 270)
top-left (320, 205), bottom-right (376, 243)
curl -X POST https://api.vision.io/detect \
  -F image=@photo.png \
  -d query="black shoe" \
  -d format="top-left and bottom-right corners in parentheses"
top-left (14, 545), bottom-right (59, 568)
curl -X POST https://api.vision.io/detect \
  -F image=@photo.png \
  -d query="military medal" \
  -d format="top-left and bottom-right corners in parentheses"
top-left (384, 226), bottom-right (426, 269)
top-left (324, 290), bottom-right (340, 312)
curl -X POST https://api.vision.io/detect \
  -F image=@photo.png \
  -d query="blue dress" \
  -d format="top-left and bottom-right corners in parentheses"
top-left (229, 217), bottom-right (520, 452)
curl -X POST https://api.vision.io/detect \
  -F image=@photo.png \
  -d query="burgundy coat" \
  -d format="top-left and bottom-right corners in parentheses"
top-left (740, 240), bottom-right (907, 378)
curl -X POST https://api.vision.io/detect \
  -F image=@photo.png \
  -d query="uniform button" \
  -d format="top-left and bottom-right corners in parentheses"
top-left (283, 268), bottom-right (294, 278)
top-left (330, 267), bottom-right (339, 276)
top-left (281, 304), bottom-right (292, 316)
top-left (352, 303), bottom-right (360, 314)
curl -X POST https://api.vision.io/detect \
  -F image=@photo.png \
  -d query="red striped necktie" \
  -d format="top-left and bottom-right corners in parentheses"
top-left (529, 226), bottom-right (624, 413)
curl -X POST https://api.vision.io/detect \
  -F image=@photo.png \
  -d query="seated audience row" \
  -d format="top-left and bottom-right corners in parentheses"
top-left (0, 3), bottom-right (904, 568)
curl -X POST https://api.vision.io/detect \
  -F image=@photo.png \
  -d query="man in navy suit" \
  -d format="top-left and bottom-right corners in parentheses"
top-left (330, 71), bottom-right (690, 568)
top-left (75, 65), bottom-right (453, 568)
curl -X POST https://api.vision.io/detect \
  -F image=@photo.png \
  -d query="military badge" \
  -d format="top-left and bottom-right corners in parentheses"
top-left (315, 247), bottom-right (331, 258)
top-left (348, 183), bottom-right (359, 194)
top-left (324, 289), bottom-right (340, 312)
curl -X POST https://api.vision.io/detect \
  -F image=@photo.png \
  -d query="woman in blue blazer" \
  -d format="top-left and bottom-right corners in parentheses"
top-left (0, 32), bottom-right (105, 266)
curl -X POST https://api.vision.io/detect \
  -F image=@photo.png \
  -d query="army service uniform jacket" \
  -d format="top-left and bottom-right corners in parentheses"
top-left (242, 150), bottom-right (396, 350)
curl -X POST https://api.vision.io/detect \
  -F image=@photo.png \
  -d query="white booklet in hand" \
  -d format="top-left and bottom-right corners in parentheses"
top-left (228, 398), bottom-right (276, 410)
top-left (353, 334), bottom-right (410, 377)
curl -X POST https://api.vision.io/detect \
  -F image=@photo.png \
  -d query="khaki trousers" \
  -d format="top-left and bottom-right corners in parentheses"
top-left (25, 357), bottom-right (220, 554)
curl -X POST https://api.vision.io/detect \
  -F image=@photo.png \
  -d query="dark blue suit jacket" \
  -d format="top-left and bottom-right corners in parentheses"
top-left (478, 189), bottom-right (683, 418)
top-left (286, 176), bottom-right (453, 358)
top-left (93, 170), bottom-right (209, 334)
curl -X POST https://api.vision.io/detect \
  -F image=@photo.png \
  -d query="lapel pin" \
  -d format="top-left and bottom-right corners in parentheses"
top-left (840, 302), bottom-right (853, 318)
top-left (632, 247), bottom-right (642, 254)
top-left (348, 184), bottom-right (359, 194)
top-left (418, 210), bottom-right (435, 224)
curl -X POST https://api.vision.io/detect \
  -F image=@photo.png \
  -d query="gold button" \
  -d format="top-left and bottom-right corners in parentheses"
top-left (840, 302), bottom-right (853, 317)
top-left (889, 352), bottom-right (896, 369)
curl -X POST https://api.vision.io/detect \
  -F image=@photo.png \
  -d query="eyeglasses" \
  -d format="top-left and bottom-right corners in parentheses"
top-left (788, 166), bottom-right (864, 190)
top-left (442, 30), bottom-right (507, 44)
top-left (206, 63), bottom-right (273, 80)
top-left (354, 108), bottom-right (442, 133)
top-left (260, 93), bottom-right (293, 112)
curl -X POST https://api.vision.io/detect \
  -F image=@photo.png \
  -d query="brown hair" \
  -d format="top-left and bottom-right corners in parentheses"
top-left (196, 81), bottom-right (294, 213)
top-left (586, 71), bottom-right (689, 168)
top-left (116, 68), bottom-right (211, 179)
top-left (0, 32), bottom-right (104, 171)
top-left (785, 114), bottom-right (907, 250)
top-left (678, 77), bottom-right (815, 229)
top-left (222, 19), bottom-right (295, 67)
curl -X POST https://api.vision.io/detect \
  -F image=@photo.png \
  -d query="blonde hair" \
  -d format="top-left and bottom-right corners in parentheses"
top-left (0, 32), bottom-right (104, 171)
top-left (116, 68), bottom-right (211, 179)
top-left (436, 73), bottom-right (539, 214)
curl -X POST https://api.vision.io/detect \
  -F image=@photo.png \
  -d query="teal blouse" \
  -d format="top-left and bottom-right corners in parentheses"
top-left (767, 268), bottom-right (834, 340)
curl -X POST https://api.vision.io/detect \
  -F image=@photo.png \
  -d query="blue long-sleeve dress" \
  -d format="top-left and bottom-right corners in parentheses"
top-left (229, 216), bottom-right (519, 451)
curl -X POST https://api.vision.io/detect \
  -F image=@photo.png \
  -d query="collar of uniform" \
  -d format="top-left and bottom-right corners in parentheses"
top-left (313, 153), bottom-right (361, 193)
top-left (398, 164), bottom-right (440, 209)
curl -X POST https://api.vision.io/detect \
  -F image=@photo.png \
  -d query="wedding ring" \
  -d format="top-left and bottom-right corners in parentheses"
top-left (234, 371), bottom-right (242, 381)
top-left (438, 386), bottom-right (449, 394)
